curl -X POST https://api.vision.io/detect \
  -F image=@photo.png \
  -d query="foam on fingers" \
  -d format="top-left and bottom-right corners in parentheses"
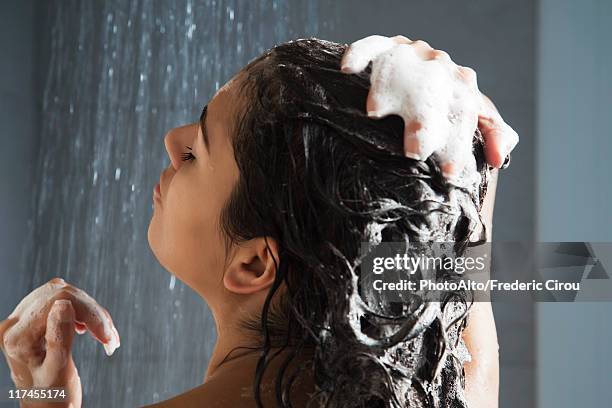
top-left (341, 35), bottom-right (482, 184)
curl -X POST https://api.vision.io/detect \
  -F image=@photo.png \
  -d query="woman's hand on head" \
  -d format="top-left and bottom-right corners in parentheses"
top-left (341, 34), bottom-right (519, 177)
top-left (0, 278), bottom-right (120, 408)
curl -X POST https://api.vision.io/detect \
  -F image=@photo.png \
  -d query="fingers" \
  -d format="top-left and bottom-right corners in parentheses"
top-left (457, 66), bottom-right (478, 88)
top-left (428, 49), bottom-right (452, 63)
top-left (341, 35), bottom-right (397, 73)
top-left (342, 35), bottom-right (519, 174)
top-left (0, 317), bottom-right (19, 353)
top-left (39, 300), bottom-right (75, 382)
top-left (391, 35), bottom-right (412, 44)
top-left (402, 118), bottom-right (446, 161)
top-left (3, 278), bottom-right (120, 366)
top-left (342, 35), bottom-right (440, 74)
top-left (479, 114), bottom-right (519, 168)
top-left (406, 39), bottom-right (434, 60)
top-left (440, 144), bottom-right (474, 181)
top-left (58, 286), bottom-right (120, 356)
top-left (478, 93), bottom-right (519, 168)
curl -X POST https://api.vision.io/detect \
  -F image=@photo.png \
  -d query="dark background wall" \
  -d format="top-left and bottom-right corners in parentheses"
top-left (0, 3), bottom-right (37, 316)
top-left (1, 1), bottom-right (537, 407)
top-left (0, 1), bottom-right (38, 401)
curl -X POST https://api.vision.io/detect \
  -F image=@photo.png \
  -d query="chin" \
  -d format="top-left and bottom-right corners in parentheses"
top-left (147, 214), bottom-right (162, 263)
top-left (147, 215), bottom-right (179, 279)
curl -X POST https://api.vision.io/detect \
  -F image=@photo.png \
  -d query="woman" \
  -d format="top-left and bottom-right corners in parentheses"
top-left (1, 36), bottom-right (514, 407)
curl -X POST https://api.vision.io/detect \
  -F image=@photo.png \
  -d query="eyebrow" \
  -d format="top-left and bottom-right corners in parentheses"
top-left (199, 105), bottom-right (210, 152)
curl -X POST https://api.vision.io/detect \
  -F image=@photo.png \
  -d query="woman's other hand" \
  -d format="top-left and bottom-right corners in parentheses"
top-left (341, 35), bottom-right (519, 176)
top-left (0, 278), bottom-right (120, 407)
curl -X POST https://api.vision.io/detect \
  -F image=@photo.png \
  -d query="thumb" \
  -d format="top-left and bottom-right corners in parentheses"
top-left (40, 299), bottom-right (76, 383)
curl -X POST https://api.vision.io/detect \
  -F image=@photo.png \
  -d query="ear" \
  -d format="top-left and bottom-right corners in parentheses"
top-left (223, 237), bottom-right (280, 295)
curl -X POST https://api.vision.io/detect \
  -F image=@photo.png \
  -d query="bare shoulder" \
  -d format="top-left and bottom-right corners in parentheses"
top-left (142, 350), bottom-right (315, 408)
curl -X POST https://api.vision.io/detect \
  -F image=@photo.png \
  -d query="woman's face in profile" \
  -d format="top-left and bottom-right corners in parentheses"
top-left (147, 75), bottom-right (241, 299)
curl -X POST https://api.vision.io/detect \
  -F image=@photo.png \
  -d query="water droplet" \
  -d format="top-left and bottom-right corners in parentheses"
top-left (169, 275), bottom-right (176, 290)
top-left (187, 24), bottom-right (196, 39)
top-left (115, 167), bottom-right (121, 180)
top-left (92, 171), bottom-right (98, 186)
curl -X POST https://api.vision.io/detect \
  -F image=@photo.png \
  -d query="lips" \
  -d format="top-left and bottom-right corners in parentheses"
top-left (153, 182), bottom-right (161, 203)
top-left (153, 171), bottom-right (163, 202)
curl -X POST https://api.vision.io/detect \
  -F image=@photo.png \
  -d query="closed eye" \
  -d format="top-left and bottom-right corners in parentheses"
top-left (181, 146), bottom-right (196, 162)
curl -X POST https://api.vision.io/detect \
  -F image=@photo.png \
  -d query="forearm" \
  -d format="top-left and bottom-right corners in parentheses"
top-left (463, 301), bottom-right (500, 408)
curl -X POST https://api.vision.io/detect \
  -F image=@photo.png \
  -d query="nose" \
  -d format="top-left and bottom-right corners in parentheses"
top-left (163, 123), bottom-right (199, 170)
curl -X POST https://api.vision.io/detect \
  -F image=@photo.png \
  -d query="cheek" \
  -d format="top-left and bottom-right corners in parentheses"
top-left (149, 170), bottom-right (227, 287)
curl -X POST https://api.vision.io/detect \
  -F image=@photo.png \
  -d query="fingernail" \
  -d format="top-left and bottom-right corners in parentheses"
top-left (500, 153), bottom-right (511, 169)
top-left (112, 325), bottom-right (121, 347)
top-left (501, 128), bottom-right (518, 160)
top-left (497, 140), bottom-right (515, 168)
top-left (103, 335), bottom-right (120, 356)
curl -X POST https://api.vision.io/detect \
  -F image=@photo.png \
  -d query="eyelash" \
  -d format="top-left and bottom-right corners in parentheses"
top-left (181, 146), bottom-right (196, 162)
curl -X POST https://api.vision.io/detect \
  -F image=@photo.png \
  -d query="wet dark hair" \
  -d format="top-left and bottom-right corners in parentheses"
top-left (220, 38), bottom-right (490, 407)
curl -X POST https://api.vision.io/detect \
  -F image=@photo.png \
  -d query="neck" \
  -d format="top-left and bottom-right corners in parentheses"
top-left (201, 288), bottom-right (286, 382)
top-left (204, 317), bottom-right (257, 382)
